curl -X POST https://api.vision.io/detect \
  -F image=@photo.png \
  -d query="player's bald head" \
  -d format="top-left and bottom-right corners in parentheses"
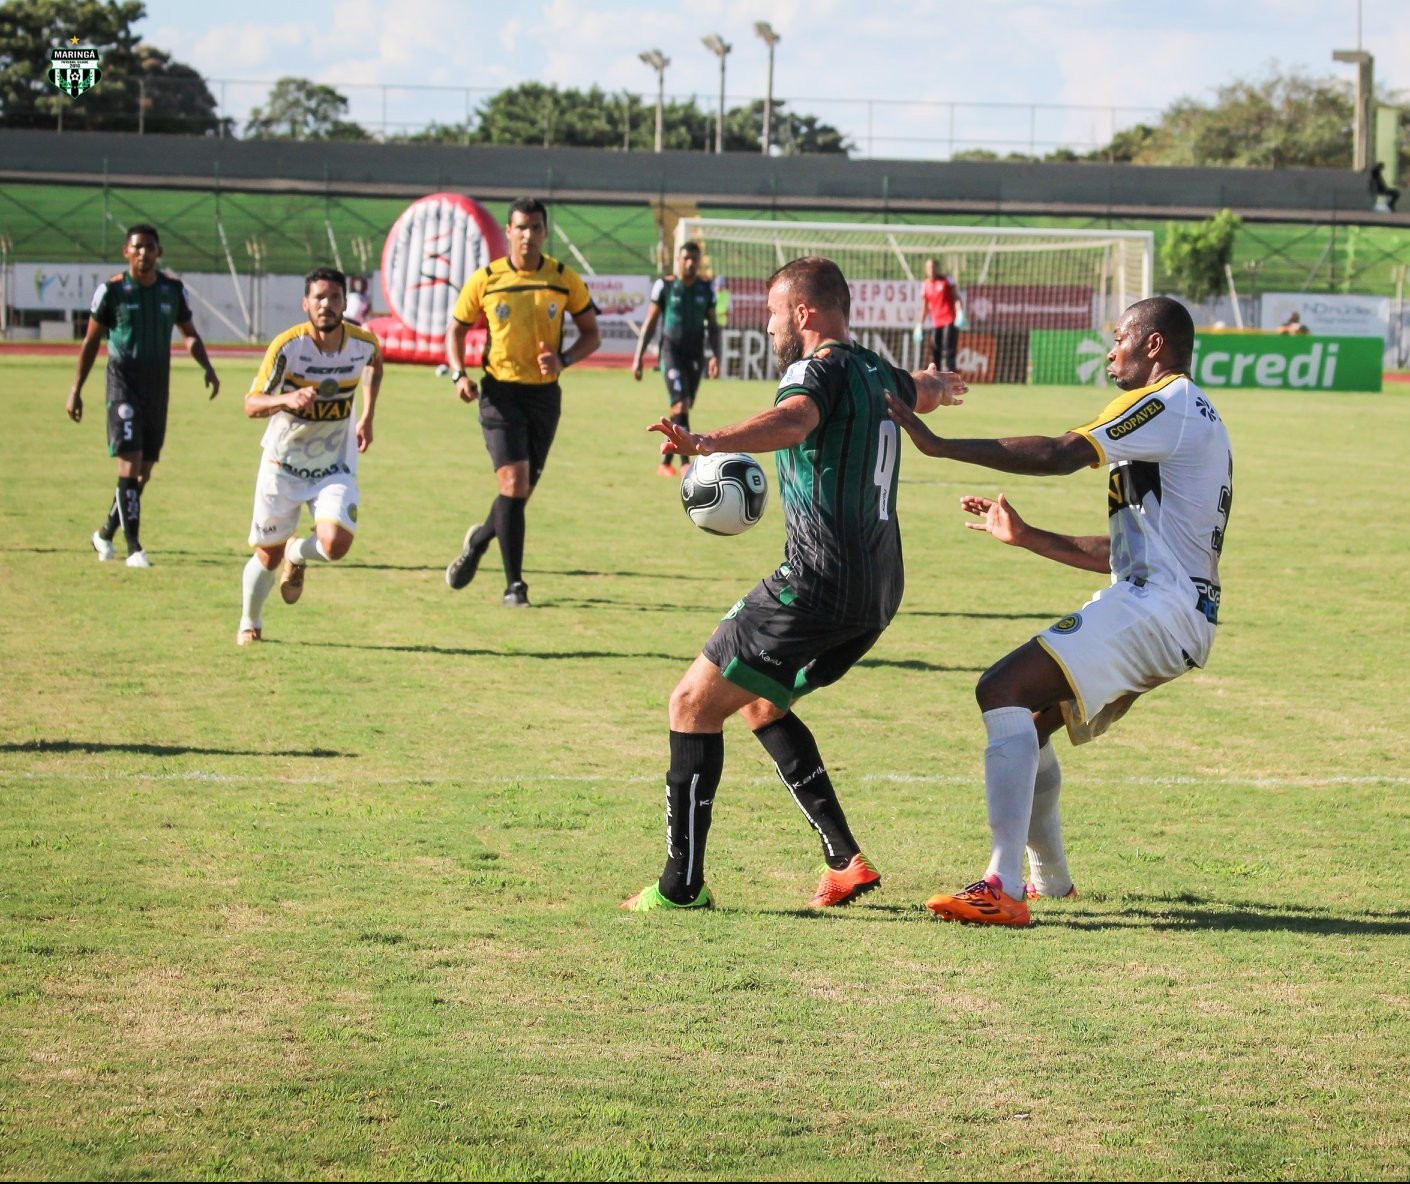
top-left (1121, 297), bottom-right (1195, 369)
top-left (767, 256), bottom-right (851, 320)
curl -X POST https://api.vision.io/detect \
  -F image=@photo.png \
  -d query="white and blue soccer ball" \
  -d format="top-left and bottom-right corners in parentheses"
top-left (681, 452), bottom-right (769, 536)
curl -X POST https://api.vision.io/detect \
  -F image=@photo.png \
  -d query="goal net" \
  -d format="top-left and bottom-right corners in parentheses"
top-left (674, 218), bottom-right (1153, 383)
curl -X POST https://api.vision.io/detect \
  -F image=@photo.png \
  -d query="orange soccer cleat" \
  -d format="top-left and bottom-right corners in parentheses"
top-left (925, 875), bottom-right (1031, 927)
top-left (806, 853), bottom-right (881, 908)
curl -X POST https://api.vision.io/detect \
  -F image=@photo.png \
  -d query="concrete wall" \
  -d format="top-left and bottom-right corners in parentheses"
top-left (2, 129), bottom-right (1399, 225)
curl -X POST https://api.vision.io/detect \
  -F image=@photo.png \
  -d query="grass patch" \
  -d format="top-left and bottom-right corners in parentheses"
top-left (1, 356), bottom-right (1408, 1178)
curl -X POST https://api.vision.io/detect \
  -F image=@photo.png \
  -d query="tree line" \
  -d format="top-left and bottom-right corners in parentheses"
top-left (1, 0), bottom-right (1404, 171)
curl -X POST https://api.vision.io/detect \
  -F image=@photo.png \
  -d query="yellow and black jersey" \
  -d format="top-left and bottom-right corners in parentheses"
top-left (249, 321), bottom-right (381, 477)
top-left (451, 253), bottom-right (594, 385)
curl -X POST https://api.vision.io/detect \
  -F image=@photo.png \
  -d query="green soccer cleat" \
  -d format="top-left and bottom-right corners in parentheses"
top-left (620, 883), bottom-right (715, 912)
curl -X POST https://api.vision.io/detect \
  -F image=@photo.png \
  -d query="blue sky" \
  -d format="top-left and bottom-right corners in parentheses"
top-left (134, 0), bottom-right (1410, 157)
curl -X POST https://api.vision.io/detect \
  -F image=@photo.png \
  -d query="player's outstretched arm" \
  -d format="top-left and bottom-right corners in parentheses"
top-left (650, 394), bottom-right (820, 458)
top-left (911, 363), bottom-right (967, 413)
top-left (67, 317), bottom-right (105, 422)
top-left (885, 393), bottom-right (1097, 475)
top-left (961, 493), bottom-right (1110, 571)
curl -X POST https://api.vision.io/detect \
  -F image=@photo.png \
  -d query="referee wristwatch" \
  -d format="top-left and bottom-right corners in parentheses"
top-left (448, 369), bottom-right (467, 382)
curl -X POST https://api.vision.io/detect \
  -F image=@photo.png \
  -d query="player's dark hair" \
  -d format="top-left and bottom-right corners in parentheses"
top-left (305, 266), bottom-right (347, 295)
top-left (680, 240), bottom-right (702, 255)
top-left (767, 256), bottom-right (851, 320)
top-left (125, 223), bottom-right (160, 245)
top-left (1126, 296), bottom-right (1195, 368)
top-left (508, 197), bottom-right (549, 226)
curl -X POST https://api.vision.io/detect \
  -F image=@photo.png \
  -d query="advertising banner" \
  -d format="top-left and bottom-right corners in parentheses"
top-left (967, 284), bottom-right (1092, 330)
top-left (12, 263), bottom-right (117, 311)
top-left (1260, 293), bottom-right (1390, 340)
top-left (1031, 330), bottom-right (1383, 392)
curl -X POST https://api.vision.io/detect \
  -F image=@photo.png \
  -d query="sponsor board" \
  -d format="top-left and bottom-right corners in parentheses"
top-left (1031, 330), bottom-right (1384, 392)
top-left (1260, 292), bottom-right (1390, 340)
top-left (966, 284), bottom-right (1093, 330)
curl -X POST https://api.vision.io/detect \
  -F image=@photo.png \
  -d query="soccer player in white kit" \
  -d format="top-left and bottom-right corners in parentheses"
top-left (237, 268), bottom-right (383, 646)
top-left (885, 297), bottom-right (1232, 926)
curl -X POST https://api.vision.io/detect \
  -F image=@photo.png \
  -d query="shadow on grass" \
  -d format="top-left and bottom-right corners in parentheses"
top-left (857, 657), bottom-right (986, 674)
top-left (1044, 893), bottom-right (1410, 936)
top-left (900, 609), bottom-right (1067, 622)
top-left (288, 639), bottom-right (688, 663)
top-left (2, 739), bottom-right (350, 758)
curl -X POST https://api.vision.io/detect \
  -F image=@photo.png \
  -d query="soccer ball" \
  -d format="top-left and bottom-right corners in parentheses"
top-left (681, 452), bottom-right (769, 536)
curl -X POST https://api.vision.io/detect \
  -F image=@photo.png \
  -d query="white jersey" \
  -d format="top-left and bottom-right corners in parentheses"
top-left (1071, 373), bottom-right (1232, 642)
top-left (249, 322), bottom-right (381, 480)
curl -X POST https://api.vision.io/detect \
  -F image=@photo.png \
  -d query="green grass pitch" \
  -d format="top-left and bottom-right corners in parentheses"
top-left (2, 352), bottom-right (1408, 1179)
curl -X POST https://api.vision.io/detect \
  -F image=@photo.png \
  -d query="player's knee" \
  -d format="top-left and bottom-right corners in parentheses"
top-left (256, 545), bottom-right (283, 570)
top-left (975, 665), bottom-right (1015, 712)
top-left (325, 535), bottom-right (353, 561)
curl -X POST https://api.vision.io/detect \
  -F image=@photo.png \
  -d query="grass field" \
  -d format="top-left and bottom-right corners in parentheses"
top-left (2, 354), bottom-right (1408, 1180)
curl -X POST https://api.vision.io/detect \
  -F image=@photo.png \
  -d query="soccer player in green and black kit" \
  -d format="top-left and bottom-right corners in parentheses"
top-left (632, 241), bottom-right (721, 476)
top-left (67, 224), bottom-right (220, 567)
top-left (622, 256), bottom-right (968, 912)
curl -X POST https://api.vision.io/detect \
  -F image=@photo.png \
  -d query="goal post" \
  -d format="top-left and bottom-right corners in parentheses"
top-left (674, 218), bottom-right (1153, 383)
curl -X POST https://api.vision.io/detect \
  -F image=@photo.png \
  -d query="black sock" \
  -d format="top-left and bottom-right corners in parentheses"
top-left (753, 714), bottom-right (859, 870)
top-left (99, 495), bottom-right (120, 542)
top-left (493, 494), bottom-right (527, 587)
top-left (469, 514), bottom-right (496, 553)
top-left (658, 730), bottom-right (724, 902)
top-left (116, 476), bottom-right (142, 554)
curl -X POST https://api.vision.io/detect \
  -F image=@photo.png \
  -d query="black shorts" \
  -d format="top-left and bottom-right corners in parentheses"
top-left (660, 342), bottom-right (705, 408)
top-left (478, 375), bottom-right (562, 485)
top-left (105, 367), bottom-right (170, 460)
top-left (702, 576), bottom-right (885, 710)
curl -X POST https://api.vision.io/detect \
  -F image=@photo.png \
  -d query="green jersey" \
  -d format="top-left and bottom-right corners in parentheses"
top-left (770, 340), bottom-right (917, 627)
top-left (651, 274), bottom-right (716, 355)
top-left (89, 270), bottom-right (191, 392)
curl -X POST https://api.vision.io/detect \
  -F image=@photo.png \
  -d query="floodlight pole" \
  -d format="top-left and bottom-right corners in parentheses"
top-left (638, 49), bottom-right (669, 153)
top-left (1333, 49), bottom-right (1374, 172)
top-left (703, 34), bottom-right (731, 154)
top-left (755, 22), bottom-right (780, 155)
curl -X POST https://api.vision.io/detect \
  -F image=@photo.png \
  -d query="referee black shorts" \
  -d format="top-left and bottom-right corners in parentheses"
top-left (702, 576), bottom-right (885, 711)
top-left (478, 375), bottom-right (562, 485)
top-left (105, 366), bottom-right (170, 460)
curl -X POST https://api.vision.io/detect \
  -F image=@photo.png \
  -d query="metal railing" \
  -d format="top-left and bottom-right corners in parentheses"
top-left (43, 76), bottom-right (1161, 161)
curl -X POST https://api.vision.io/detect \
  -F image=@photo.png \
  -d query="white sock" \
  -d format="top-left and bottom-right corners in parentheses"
top-left (240, 555), bottom-right (278, 631)
top-left (981, 706), bottom-right (1039, 900)
top-left (286, 535), bottom-right (332, 564)
top-left (1026, 741), bottom-right (1074, 897)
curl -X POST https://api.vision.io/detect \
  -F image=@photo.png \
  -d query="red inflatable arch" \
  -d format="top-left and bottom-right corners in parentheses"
top-left (364, 193), bottom-right (507, 365)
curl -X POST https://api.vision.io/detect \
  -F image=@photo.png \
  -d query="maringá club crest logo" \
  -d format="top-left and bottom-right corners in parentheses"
top-left (48, 36), bottom-right (101, 100)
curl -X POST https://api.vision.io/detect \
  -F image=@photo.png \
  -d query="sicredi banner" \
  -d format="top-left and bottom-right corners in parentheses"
top-left (1030, 330), bottom-right (1383, 392)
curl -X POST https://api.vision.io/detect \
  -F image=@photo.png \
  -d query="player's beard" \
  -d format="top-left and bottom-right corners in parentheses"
top-left (771, 322), bottom-right (803, 369)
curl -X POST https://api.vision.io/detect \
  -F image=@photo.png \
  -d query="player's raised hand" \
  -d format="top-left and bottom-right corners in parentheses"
top-left (960, 493), bottom-right (1027, 547)
top-left (649, 416), bottom-right (707, 457)
top-left (915, 363), bottom-right (966, 407)
top-left (884, 392), bottom-right (945, 456)
top-left (66, 389), bottom-right (83, 423)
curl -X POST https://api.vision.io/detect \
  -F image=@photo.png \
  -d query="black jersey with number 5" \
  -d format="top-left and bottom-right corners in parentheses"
top-left (771, 340), bottom-right (917, 627)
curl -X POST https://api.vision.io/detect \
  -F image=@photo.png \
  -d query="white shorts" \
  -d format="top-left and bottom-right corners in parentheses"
top-left (248, 461), bottom-right (359, 547)
top-left (1036, 578), bottom-right (1206, 744)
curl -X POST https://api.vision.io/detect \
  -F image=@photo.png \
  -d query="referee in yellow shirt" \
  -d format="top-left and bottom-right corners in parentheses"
top-left (444, 198), bottom-right (601, 606)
